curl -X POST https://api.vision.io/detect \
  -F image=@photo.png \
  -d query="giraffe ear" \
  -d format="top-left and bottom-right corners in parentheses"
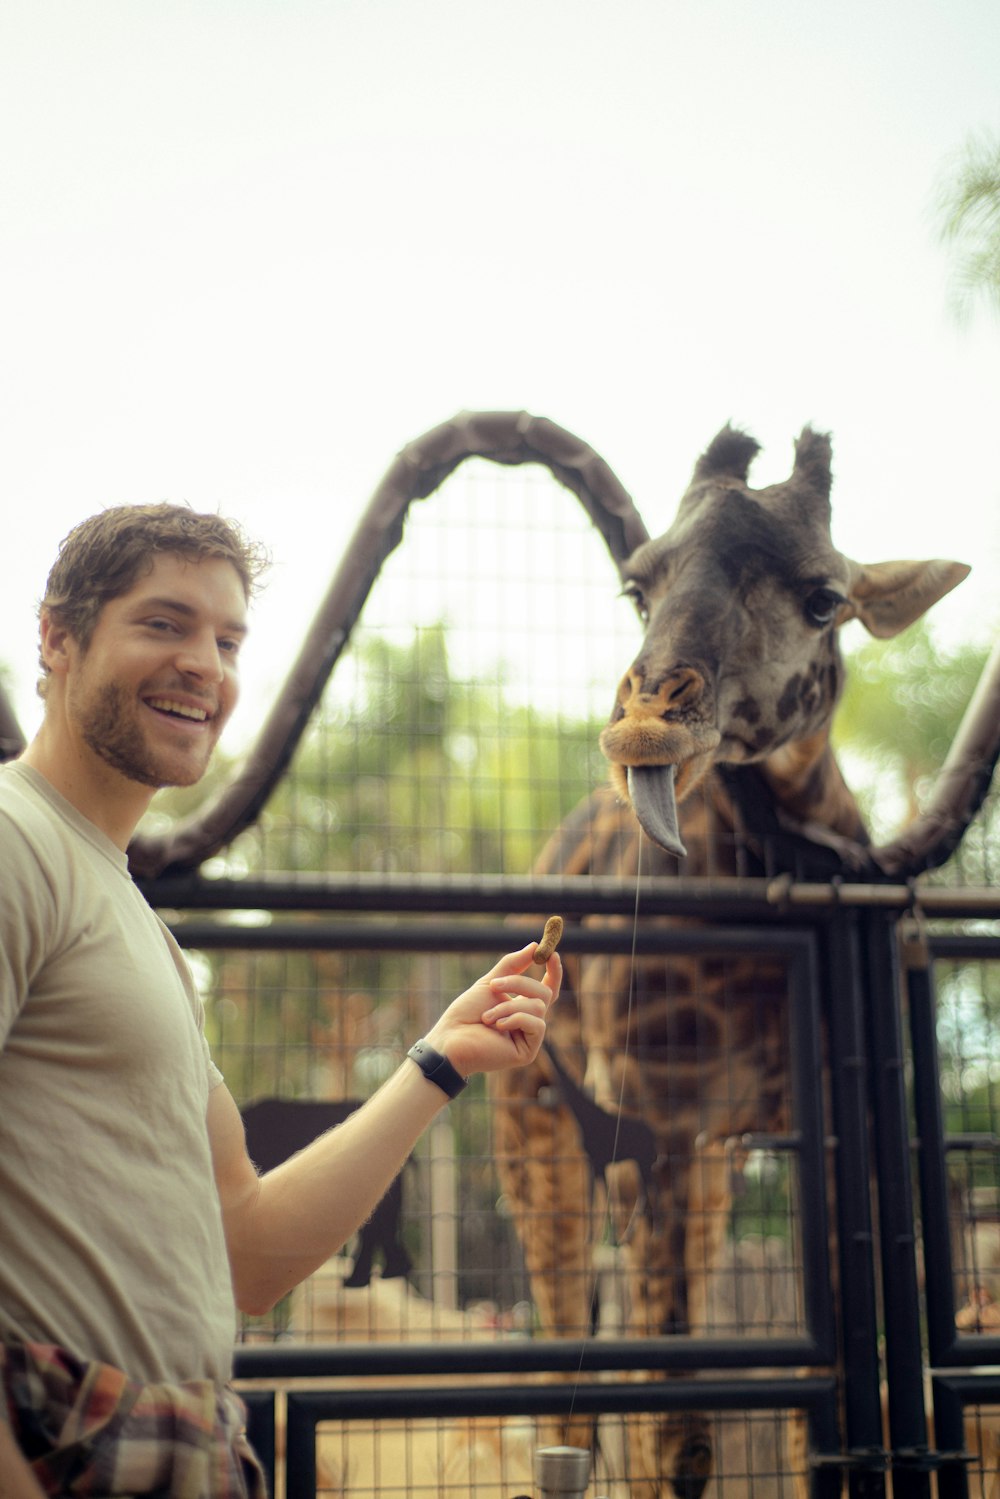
top-left (845, 559), bottom-right (971, 639)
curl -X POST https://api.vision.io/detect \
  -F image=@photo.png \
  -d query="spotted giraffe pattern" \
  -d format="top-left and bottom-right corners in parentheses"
top-left (491, 425), bottom-right (969, 1498)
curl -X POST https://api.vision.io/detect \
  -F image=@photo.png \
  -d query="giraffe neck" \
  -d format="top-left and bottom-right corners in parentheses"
top-left (757, 729), bottom-right (869, 846)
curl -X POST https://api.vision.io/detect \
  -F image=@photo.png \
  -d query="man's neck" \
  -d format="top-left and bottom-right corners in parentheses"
top-left (20, 728), bottom-right (155, 852)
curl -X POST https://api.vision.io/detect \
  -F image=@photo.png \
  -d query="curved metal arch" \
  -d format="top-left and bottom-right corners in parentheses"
top-left (126, 410), bottom-right (649, 878)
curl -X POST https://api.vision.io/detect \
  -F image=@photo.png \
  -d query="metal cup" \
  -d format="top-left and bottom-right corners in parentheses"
top-left (533, 1445), bottom-right (591, 1499)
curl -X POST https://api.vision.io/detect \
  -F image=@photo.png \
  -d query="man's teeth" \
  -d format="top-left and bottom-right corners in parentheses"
top-left (147, 698), bottom-right (209, 722)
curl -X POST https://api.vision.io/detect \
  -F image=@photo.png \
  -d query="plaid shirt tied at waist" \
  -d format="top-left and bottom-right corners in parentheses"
top-left (0, 1338), bottom-right (268, 1498)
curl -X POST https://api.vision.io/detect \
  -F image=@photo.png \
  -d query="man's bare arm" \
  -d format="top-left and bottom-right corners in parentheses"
top-left (0, 1420), bottom-right (46, 1499)
top-left (208, 942), bottom-right (560, 1315)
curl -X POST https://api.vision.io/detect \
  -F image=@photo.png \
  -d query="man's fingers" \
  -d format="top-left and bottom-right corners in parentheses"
top-left (484, 991), bottom-right (547, 1023)
top-left (494, 1011), bottom-right (547, 1058)
top-left (486, 943), bottom-right (540, 980)
top-left (497, 1011), bottom-right (546, 1037)
top-left (490, 954), bottom-right (561, 992)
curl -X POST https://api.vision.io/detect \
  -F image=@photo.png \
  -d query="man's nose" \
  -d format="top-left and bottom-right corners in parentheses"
top-left (175, 631), bottom-right (224, 682)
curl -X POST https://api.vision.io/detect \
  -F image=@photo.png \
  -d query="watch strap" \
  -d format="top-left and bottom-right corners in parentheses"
top-left (406, 1038), bottom-right (468, 1100)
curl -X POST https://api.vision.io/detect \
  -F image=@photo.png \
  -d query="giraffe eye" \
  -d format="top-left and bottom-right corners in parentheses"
top-left (621, 580), bottom-right (649, 623)
top-left (804, 587), bottom-right (846, 627)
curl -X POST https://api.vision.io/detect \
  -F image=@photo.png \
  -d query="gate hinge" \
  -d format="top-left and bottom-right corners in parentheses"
top-left (899, 914), bottom-right (931, 971)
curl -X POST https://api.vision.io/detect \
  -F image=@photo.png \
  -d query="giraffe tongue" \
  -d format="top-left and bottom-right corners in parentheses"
top-left (627, 765), bottom-right (687, 859)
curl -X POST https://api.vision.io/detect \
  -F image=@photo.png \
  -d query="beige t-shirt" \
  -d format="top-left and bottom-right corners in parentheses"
top-left (0, 763), bottom-right (236, 1384)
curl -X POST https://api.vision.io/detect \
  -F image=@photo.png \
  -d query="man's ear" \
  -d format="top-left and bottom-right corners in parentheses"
top-left (845, 559), bottom-right (970, 639)
top-left (38, 609), bottom-right (77, 677)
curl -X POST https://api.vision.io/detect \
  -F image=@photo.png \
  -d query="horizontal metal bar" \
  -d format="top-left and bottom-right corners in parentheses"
top-left (928, 935), bottom-right (1000, 959)
top-left (927, 1331), bottom-right (1000, 1369)
top-left (233, 1333), bottom-right (828, 1379)
top-left (933, 1372), bottom-right (1000, 1403)
top-left (812, 1446), bottom-right (979, 1473)
top-left (282, 1374), bottom-right (838, 1422)
top-left (164, 911), bottom-right (815, 959)
top-left (141, 870), bottom-right (1000, 921)
top-left (737, 1132), bottom-right (803, 1152)
top-left (944, 1133), bottom-right (1000, 1153)
top-left (165, 916), bottom-right (1000, 962)
top-left (169, 916), bottom-right (817, 956)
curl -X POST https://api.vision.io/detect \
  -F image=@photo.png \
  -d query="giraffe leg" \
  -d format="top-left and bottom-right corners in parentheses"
top-left (605, 1155), bottom-right (714, 1499)
top-left (492, 1062), bottom-right (596, 1455)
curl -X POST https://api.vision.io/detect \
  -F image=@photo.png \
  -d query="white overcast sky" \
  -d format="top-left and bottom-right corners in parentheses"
top-left (2, 0), bottom-right (999, 749)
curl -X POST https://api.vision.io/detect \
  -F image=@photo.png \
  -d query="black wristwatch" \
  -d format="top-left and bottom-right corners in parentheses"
top-left (406, 1038), bottom-right (468, 1100)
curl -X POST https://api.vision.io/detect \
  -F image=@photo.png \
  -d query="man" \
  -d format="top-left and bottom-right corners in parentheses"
top-left (0, 505), bottom-right (560, 1497)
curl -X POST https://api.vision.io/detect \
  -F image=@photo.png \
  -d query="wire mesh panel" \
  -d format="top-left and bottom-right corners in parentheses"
top-left (313, 1409), bottom-right (538, 1497)
top-left (930, 949), bottom-right (1000, 1339)
top-left (960, 1404), bottom-right (1000, 1499)
top-left (308, 1407), bottom-right (808, 1499)
top-left (200, 458), bottom-right (643, 882)
top-left (933, 1376), bottom-right (1000, 1499)
top-left (194, 936), bottom-right (818, 1349)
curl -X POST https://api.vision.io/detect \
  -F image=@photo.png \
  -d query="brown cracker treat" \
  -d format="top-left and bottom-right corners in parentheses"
top-left (533, 915), bottom-right (564, 964)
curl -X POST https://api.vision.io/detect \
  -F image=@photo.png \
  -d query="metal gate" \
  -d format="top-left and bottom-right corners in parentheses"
top-left (4, 413), bottom-right (1000, 1497)
top-left (144, 876), bottom-right (1000, 1498)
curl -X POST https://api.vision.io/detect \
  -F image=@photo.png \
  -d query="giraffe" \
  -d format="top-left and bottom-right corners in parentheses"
top-left (491, 424), bottom-right (969, 1498)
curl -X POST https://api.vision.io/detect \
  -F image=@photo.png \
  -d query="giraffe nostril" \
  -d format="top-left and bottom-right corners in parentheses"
top-left (616, 665), bottom-right (706, 715)
top-left (664, 667), bottom-right (705, 710)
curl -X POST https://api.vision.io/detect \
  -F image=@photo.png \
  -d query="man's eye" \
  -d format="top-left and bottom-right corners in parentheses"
top-left (219, 639), bottom-right (241, 656)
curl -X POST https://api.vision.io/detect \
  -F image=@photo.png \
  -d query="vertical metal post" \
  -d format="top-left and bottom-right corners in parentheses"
top-left (823, 910), bottom-right (887, 1499)
top-left (905, 929), bottom-right (959, 1358)
top-left (905, 927), bottom-right (968, 1499)
top-left (285, 1394), bottom-right (318, 1499)
top-left (789, 934), bottom-right (837, 1364)
top-left (862, 910), bottom-right (931, 1499)
top-left (242, 1391), bottom-right (277, 1495)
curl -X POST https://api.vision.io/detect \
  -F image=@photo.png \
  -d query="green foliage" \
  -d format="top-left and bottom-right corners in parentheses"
top-left (832, 619), bottom-right (988, 837)
top-left (935, 128), bottom-right (1000, 325)
top-left (234, 622), bottom-right (607, 878)
top-left (836, 619), bottom-right (986, 776)
top-left (936, 958), bottom-right (1000, 1205)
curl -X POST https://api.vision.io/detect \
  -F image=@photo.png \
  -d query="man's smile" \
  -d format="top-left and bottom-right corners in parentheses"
top-left (143, 696), bottom-right (214, 725)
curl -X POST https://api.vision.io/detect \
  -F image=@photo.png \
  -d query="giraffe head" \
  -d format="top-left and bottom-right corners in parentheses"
top-left (599, 425), bottom-right (970, 854)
